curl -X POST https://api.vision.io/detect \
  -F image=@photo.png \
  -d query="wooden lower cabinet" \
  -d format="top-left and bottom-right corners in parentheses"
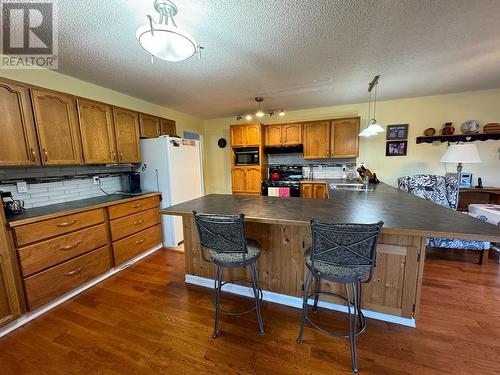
top-left (13, 209), bottom-right (105, 247)
top-left (113, 224), bottom-right (162, 265)
top-left (0, 207), bottom-right (21, 327)
top-left (23, 246), bottom-right (111, 310)
top-left (231, 166), bottom-right (262, 195)
top-left (17, 224), bottom-right (108, 277)
top-left (300, 182), bottom-right (328, 199)
top-left (108, 196), bottom-right (160, 220)
top-left (110, 207), bottom-right (160, 241)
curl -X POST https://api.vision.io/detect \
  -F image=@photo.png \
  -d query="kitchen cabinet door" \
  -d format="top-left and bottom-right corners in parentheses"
top-left (77, 99), bottom-right (116, 164)
top-left (0, 79), bottom-right (40, 166)
top-left (231, 167), bottom-right (247, 194)
top-left (160, 118), bottom-right (177, 136)
top-left (265, 125), bottom-right (282, 146)
top-left (139, 114), bottom-right (160, 138)
top-left (0, 208), bottom-right (21, 327)
top-left (303, 121), bottom-right (330, 159)
top-left (283, 123), bottom-right (302, 145)
top-left (230, 126), bottom-right (246, 147)
top-left (246, 124), bottom-right (261, 146)
top-left (313, 183), bottom-right (328, 199)
top-left (113, 108), bottom-right (141, 163)
top-left (245, 167), bottom-right (262, 194)
top-left (331, 117), bottom-right (360, 158)
top-left (30, 88), bottom-right (82, 165)
top-left (300, 183), bottom-right (313, 198)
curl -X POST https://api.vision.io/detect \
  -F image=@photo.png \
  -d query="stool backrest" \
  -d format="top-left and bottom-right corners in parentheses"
top-left (193, 211), bottom-right (248, 261)
top-left (310, 220), bottom-right (383, 281)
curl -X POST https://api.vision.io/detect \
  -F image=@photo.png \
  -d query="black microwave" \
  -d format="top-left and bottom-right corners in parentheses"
top-left (234, 147), bottom-right (259, 165)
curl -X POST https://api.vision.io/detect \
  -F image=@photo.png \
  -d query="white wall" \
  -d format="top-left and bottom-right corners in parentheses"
top-left (203, 89), bottom-right (500, 193)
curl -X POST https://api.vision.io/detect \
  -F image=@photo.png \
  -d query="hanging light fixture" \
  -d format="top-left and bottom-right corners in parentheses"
top-left (245, 114), bottom-right (253, 121)
top-left (136, 0), bottom-right (203, 62)
top-left (359, 75), bottom-right (384, 137)
top-left (255, 97), bottom-right (265, 118)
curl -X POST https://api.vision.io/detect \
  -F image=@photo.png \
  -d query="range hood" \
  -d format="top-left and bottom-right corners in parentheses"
top-left (264, 144), bottom-right (303, 154)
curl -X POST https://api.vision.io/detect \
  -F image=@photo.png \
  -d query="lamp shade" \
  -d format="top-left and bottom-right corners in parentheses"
top-left (440, 144), bottom-right (481, 163)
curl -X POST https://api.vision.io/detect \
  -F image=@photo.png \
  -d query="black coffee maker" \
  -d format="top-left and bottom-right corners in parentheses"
top-left (120, 172), bottom-right (142, 194)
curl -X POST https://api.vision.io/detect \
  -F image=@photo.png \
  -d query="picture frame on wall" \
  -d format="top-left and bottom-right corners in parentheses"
top-left (386, 140), bottom-right (408, 156)
top-left (459, 173), bottom-right (473, 188)
top-left (386, 124), bottom-right (409, 140)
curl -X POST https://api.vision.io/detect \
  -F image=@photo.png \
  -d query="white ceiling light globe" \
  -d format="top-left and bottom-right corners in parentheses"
top-left (136, 24), bottom-right (196, 62)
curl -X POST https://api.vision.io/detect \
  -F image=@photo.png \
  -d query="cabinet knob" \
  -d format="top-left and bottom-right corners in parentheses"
top-left (30, 148), bottom-right (36, 162)
top-left (112, 151), bottom-right (116, 161)
top-left (42, 148), bottom-right (48, 162)
top-left (119, 152), bottom-right (123, 161)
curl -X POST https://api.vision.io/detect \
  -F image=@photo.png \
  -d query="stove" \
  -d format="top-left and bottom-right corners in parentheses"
top-left (262, 165), bottom-right (303, 197)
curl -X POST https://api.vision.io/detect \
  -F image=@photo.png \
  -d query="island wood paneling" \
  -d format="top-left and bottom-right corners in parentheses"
top-left (182, 216), bottom-right (424, 319)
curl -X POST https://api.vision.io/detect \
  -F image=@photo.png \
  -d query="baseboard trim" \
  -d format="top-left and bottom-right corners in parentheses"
top-left (185, 274), bottom-right (416, 328)
top-left (0, 244), bottom-right (163, 338)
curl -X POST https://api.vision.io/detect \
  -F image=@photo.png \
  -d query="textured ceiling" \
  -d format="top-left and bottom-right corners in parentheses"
top-left (54, 0), bottom-right (500, 118)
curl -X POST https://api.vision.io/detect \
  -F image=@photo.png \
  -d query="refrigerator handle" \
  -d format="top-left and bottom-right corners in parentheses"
top-left (155, 168), bottom-right (160, 192)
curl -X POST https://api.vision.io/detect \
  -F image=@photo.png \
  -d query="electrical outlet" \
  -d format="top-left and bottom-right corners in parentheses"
top-left (16, 181), bottom-right (28, 193)
top-left (93, 176), bottom-right (101, 185)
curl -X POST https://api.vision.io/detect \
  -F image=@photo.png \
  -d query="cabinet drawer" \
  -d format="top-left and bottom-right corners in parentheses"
top-left (18, 224), bottom-right (108, 277)
top-left (113, 224), bottom-right (162, 265)
top-left (110, 207), bottom-right (160, 241)
top-left (108, 196), bottom-right (160, 220)
top-left (14, 209), bottom-right (105, 247)
top-left (24, 246), bottom-right (111, 310)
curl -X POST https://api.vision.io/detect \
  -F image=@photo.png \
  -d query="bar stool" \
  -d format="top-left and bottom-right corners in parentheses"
top-left (193, 211), bottom-right (264, 338)
top-left (296, 219), bottom-right (383, 373)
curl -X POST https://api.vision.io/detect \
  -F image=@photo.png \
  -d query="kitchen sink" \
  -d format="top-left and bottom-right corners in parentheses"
top-left (329, 183), bottom-right (374, 192)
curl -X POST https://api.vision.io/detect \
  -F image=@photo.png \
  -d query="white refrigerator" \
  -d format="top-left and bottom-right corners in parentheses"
top-left (140, 136), bottom-right (203, 247)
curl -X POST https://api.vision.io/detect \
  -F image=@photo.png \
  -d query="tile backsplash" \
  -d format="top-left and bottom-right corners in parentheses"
top-left (267, 152), bottom-right (355, 167)
top-left (0, 165), bottom-right (133, 209)
top-left (0, 176), bottom-right (123, 209)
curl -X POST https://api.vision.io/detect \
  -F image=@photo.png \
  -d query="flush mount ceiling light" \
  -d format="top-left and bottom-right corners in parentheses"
top-left (359, 75), bottom-right (385, 137)
top-left (136, 0), bottom-right (203, 62)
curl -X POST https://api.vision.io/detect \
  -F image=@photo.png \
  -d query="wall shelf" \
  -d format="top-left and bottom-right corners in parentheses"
top-left (416, 133), bottom-right (500, 144)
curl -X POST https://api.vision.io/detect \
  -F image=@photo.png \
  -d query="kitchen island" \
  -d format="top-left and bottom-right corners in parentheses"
top-left (161, 183), bottom-right (500, 327)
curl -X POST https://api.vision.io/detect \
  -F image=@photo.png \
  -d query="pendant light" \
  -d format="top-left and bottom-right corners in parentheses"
top-left (136, 0), bottom-right (203, 62)
top-left (359, 75), bottom-right (384, 137)
top-left (255, 97), bottom-right (265, 118)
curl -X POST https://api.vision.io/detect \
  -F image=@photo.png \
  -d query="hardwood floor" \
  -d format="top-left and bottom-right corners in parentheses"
top-left (1, 248), bottom-right (499, 374)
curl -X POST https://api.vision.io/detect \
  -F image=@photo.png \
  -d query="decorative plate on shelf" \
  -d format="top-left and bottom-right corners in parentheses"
top-left (461, 120), bottom-right (480, 134)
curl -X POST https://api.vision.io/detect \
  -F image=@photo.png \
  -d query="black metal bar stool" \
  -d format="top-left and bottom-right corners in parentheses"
top-left (193, 211), bottom-right (264, 338)
top-left (296, 219), bottom-right (383, 373)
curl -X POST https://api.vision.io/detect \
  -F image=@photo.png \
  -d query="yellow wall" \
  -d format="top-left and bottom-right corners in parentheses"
top-left (203, 89), bottom-right (500, 194)
top-left (0, 69), bottom-right (204, 135)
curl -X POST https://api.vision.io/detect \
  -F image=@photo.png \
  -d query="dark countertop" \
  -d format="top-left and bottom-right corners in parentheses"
top-left (7, 192), bottom-right (160, 226)
top-left (161, 184), bottom-right (500, 242)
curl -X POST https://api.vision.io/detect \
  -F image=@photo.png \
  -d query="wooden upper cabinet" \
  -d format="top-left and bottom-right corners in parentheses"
top-left (159, 118), bottom-right (177, 136)
top-left (30, 88), bottom-right (82, 165)
top-left (265, 125), bottom-right (282, 146)
top-left (283, 123), bottom-right (302, 145)
top-left (139, 114), bottom-right (160, 138)
top-left (77, 98), bottom-right (116, 164)
top-left (246, 124), bottom-right (261, 146)
top-left (0, 79), bottom-right (40, 166)
top-left (230, 126), bottom-right (246, 147)
top-left (330, 117), bottom-right (360, 158)
top-left (113, 108), bottom-right (141, 163)
top-left (245, 167), bottom-right (262, 194)
top-left (230, 124), bottom-right (261, 147)
top-left (303, 121), bottom-right (330, 159)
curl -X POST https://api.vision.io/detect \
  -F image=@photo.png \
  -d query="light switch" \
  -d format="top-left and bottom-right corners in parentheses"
top-left (16, 181), bottom-right (28, 193)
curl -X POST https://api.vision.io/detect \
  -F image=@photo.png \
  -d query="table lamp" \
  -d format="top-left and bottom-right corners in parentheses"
top-left (440, 143), bottom-right (481, 177)
top-left (441, 143), bottom-right (481, 205)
